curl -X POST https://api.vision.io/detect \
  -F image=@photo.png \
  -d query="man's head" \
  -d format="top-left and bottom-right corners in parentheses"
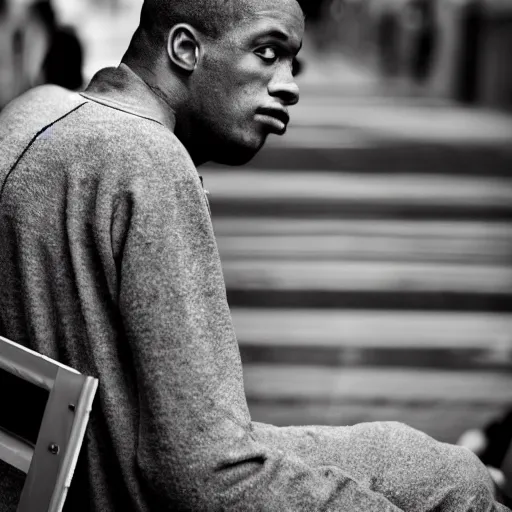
top-left (123, 0), bottom-right (304, 165)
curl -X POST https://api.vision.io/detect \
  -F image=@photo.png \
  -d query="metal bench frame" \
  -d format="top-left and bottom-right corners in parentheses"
top-left (0, 335), bottom-right (98, 512)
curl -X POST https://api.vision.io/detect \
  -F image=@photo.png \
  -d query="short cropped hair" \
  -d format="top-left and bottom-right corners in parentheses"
top-left (139, 0), bottom-right (254, 41)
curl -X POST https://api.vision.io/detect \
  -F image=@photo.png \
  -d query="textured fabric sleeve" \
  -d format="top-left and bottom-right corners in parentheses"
top-left (251, 422), bottom-right (508, 512)
top-left (114, 140), bottom-right (407, 511)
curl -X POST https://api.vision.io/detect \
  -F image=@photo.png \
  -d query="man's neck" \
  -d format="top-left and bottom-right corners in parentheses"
top-left (123, 61), bottom-right (210, 165)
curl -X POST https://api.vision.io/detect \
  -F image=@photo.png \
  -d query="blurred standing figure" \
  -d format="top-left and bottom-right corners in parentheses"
top-left (0, 0), bottom-right (510, 511)
top-left (377, 8), bottom-right (400, 77)
top-left (458, 408), bottom-right (512, 506)
top-left (25, 0), bottom-right (84, 90)
top-left (0, 0), bottom-right (23, 110)
top-left (0, 0), bottom-right (84, 107)
top-left (405, 0), bottom-right (437, 83)
top-left (457, 0), bottom-right (483, 103)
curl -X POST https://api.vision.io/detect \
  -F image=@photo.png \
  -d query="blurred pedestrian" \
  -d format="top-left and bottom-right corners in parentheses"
top-left (377, 9), bottom-right (400, 77)
top-left (457, 0), bottom-right (483, 103)
top-left (405, 0), bottom-right (437, 83)
top-left (0, 0), bottom-right (6, 24)
top-left (458, 408), bottom-right (512, 506)
top-left (0, 0), bottom-right (510, 511)
top-left (0, 0), bottom-right (23, 109)
top-left (26, 0), bottom-right (84, 90)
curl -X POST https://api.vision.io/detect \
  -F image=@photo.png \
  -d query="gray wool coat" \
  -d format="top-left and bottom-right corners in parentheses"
top-left (0, 64), bottom-right (508, 512)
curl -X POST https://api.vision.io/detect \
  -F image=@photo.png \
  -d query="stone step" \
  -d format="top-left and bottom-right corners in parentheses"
top-left (240, 341), bottom-right (511, 371)
top-left (205, 170), bottom-right (512, 220)
top-left (236, 143), bottom-right (512, 175)
top-left (205, 170), bottom-right (512, 203)
top-left (226, 289), bottom-right (510, 312)
top-left (232, 309), bottom-right (512, 371)
top-left (243, 366), bottom-right (512, 405)
top-left (222, 260), bottom-right (512, 295)
top-left (223, 257), bottom-right (512, 310)
top-left (216, 229), bottom-right (512, 266)
top-left (235, 311), bottom-right (512, 442)
top-left (214, 218), bottom-right (512, 238)
top-left (243, 365), bottom-right (512, 443)
top-left (232, 309), bottom-right (512, 349)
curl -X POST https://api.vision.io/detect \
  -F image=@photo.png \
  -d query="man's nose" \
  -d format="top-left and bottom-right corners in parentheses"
top-left (268, 72), bottom-right (300, 106)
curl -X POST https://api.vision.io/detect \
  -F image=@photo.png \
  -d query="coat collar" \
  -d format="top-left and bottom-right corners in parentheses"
top-left (80, 64), bottom-right (176, 132)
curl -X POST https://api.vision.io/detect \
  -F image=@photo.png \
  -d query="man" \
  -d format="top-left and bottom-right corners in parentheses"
top-left (0, 0), bottom-right (508, 510)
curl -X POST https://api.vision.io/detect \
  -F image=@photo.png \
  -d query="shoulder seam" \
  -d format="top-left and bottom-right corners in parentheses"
top-left (0, 102), bottom-right (88, 202)
top-left (78, 93), bottom-right (166, 128)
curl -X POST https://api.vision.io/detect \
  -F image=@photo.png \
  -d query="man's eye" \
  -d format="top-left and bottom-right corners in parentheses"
top-left (257, 47), bottom-right (278, 62)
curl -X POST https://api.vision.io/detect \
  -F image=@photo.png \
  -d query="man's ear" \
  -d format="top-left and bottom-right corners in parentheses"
top-left (167, 24), bottom-right (200, 73)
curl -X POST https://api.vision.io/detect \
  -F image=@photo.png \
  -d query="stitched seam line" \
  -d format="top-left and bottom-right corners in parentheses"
top-left (0, 101), bottom-right (88, 202)
top-left (79, 93), bottom-right (166, 127)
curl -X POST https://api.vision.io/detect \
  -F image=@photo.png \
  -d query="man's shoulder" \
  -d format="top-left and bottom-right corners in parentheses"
top-left (0, 85), bottom-right (196, 187)
top-left (0, 84), bottom-right (183, 154)
top-left (73, 99), bottom-right (195, 178)
top-left (0, 85), bottom-right (86, 179)
top-left (0, 85), bottom-right (85, 136)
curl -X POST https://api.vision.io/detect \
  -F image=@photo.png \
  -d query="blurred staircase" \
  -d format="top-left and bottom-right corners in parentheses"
top-left (204, 67), bottom-right (512, 444)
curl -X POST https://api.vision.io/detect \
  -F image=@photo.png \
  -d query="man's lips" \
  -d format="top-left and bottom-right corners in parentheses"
top-left (255, 107), bottom-right (290, 135)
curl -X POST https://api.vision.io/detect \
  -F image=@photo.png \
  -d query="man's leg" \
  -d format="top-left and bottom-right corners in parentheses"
top-left (253, 421), bottom-right (509, 511)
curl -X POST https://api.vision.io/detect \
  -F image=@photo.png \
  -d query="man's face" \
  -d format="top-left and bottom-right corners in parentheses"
top-left (188, 0), bottom-right (304, 165)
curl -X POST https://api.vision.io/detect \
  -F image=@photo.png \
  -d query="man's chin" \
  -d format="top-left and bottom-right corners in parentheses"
top-left (211, 139), bottom-right (266, 166)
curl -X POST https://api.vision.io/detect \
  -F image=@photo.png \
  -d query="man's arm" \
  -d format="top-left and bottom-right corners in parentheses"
top-left (113, 141), bottom-right (405, 511)
top-left (112, 136), bottom-right (505, 511)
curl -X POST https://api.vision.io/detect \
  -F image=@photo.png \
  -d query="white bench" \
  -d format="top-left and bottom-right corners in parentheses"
top-left (0, 336), bottom-right (98, 512)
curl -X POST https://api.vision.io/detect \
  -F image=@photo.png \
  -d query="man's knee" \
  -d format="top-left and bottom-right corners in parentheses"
top-left (445, 442), bottom-right (494, 488)
top-left (409, 427), bottom-right (498, 508)
top-left (437, 448), bottom-right (499, 511)
top-left (378, 422), bottom-right (499, 509)
top-left (394, 422), bottom-right (493, 484)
